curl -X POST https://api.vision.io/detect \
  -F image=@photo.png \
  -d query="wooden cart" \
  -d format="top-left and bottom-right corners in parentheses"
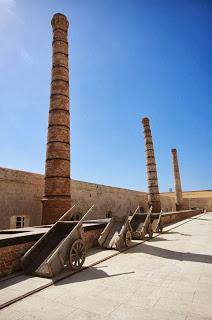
top-left (130, 206), bottom-right (153, 240)
top-left (151, 213), bottom-right (163, 233)
top-left (21, 204), bottom-right (94, 278)
top-left (98, 211), bottom-right (132, 250)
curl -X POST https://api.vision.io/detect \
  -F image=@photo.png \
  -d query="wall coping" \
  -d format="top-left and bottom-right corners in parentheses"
top-left (0, 220), bottom-right (108, 248)
top-left (0, 210), bottom-right (203, 248)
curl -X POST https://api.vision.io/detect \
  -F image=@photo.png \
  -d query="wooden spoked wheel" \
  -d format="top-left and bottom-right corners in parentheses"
top-left (125, 231), bottom-right (132, 247)
top-left (69, 239), bottom-right (86, 270)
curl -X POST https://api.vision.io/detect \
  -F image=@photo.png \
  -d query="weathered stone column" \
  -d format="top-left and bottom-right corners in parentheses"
top-left (141, 117), bottom-right (161, 213)
top-left (171, 148), bottom-right (183, 210)
top-left (42, 13), bottom-right (71, 224)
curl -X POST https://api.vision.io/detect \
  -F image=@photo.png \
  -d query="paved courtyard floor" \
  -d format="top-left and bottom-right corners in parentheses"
top-left (1, 212), bottom-right (212, 320)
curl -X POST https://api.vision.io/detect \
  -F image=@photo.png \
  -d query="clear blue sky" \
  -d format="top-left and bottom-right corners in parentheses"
top-left (0, 0), bottom-right (211, 192)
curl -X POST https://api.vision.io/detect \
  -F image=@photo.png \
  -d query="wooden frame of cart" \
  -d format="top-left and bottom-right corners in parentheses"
top-left (21, 204), bottom-right (94, 278)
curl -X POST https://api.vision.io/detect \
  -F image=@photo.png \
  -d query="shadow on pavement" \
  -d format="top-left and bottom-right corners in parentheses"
top-left (125, 243), bottom-right (212, 264)
top-left (162, 231), bottom-right (192, 236)
top-left (0, 274), bottom-right (35, 290)
top-left (147, 237), bottom-right (176, 242)
top-left (54, 267), bottom-right (134, 286)
top-left (192, 218), bottom-right (212, 221)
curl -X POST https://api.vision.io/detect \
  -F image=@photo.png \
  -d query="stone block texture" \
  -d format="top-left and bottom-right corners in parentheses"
top-left (171, 148), bottom-right (183, 210)
top-left (0, 167), bottom-right (211, 230)
top-left (0, 241), bottom-right (35, 277)
top-left (42, 13), bottom-right (71, 224)
top-left (142, 117), bottom-right (161, 213)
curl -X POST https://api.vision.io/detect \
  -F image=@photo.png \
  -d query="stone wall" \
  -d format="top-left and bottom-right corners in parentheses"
top-left (71, 180), bottom-right (149, 219)
top-left (162, 191), bottom-right (212, 212)
top-left (0, 167), bottom-right (211, 230)
top-left (161, 209), bottom-right (203, 225)
top-left (0, 168), bottom-right (43, 230)
top-left (160, 195), bottom-right (176, 212)
top-left (0, 225), bottom-right (105, 278)
top-left (0, 209), bottom-right (202, 278)
top-left (0, 241), bottom-right (35, 277)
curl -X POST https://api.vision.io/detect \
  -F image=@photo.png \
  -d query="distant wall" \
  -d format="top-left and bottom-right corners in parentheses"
top-left (0, 167), bottom-right (151, 229)
top-left (0, 168), bottom-right (43, 230)
top-left (71, 180), bottom-right (149, 219)
top-left (0, 167), bottom-right (210, 230)
top-left (162, 191), bottom-right (212, 212)
top-left (160, 195), bottom-right (176, 212)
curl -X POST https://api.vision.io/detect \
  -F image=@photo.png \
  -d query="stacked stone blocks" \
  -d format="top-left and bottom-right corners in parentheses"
top-left (171, 148), bottom-right (183, 210)
top-left (42, 14), bottom-right (71, 224)
top-left (142, 117), bottom-right (161, 213)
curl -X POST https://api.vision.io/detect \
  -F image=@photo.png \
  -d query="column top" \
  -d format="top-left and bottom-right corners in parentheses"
top-left (142, 117), bottom-right (150, 125)
top-left (51, 13), bottom-right (69, 30)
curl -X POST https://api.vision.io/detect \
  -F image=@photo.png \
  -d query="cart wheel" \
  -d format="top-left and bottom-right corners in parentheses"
top-left (69, 239), bottom-right (86, 270)
top-left (125, 231), bottom-right (132, 247)
top-left (148, 225), bottom-right (153, 238)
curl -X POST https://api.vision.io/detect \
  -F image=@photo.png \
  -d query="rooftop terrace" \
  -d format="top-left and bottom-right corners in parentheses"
top-left (0, 211), bottom-right (212, 320)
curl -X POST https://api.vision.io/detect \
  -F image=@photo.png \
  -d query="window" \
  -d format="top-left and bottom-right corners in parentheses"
top-left (10, 215), bottom-right (29, 229)
top-left (16, 216), bottom-right (25, 228)
top-left (106, 211), bottom-right (112, 218)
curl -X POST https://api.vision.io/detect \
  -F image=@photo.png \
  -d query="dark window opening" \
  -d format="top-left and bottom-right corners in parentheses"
top-left (106, 211), bottom-right (112, 218)
top-left (16, 216), bottom-right (25, 228)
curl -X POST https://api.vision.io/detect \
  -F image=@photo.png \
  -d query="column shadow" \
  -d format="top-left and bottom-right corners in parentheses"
top-left (126, 243), bottom-right (212, 264)
top-left (54, 267), bottom-right (135, 286)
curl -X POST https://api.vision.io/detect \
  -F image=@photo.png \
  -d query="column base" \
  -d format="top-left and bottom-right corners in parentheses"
top-left (152, 202), bottom-right (162, 213)
top-left (42, 198), bottom-right (71, 225)
top-left (148, 201), bottom-right (161, 213)
top-left (176, 203), bottom-right (184, 211)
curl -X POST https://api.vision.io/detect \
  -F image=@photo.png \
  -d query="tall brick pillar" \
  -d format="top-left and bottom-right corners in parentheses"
top-left (42, 13), bottom-right (71, 224)
top-left (141, 117), bottom-right (161, 213)
top-left (171, 148), bottom-right (183, 210)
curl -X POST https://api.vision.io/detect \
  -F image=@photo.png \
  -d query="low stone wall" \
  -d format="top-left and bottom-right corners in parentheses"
top-left (161, 209), bottom-right (202, 226)
top-left (84, 227), bottom-right (104, 249)
top-left (0, 210), bottom-right (203, 278)
top-left (0, 241), bottom-right (36, 277)
top-left (0, 223), bottom-right (106, 278)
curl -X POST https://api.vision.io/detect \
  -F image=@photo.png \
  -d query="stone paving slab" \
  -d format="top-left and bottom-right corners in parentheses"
top-left (0, 212), bottom-right (212, 320)
top-left (0, 242), bottom-right (135, 307)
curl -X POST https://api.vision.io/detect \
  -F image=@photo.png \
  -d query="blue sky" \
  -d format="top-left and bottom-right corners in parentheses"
top-left (0, 0), bottom-right (211, 192)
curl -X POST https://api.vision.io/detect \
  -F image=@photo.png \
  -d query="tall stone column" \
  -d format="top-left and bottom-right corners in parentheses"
top-left (42, 13), bottom-right (71, 224)
top-left (171, 148), bottom-right (183, 210)
top-left (141, 117), bottom-right (161, 213)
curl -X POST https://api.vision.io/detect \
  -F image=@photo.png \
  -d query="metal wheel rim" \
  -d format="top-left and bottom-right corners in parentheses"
top-left (69, 239), bottom-right (86, 270)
